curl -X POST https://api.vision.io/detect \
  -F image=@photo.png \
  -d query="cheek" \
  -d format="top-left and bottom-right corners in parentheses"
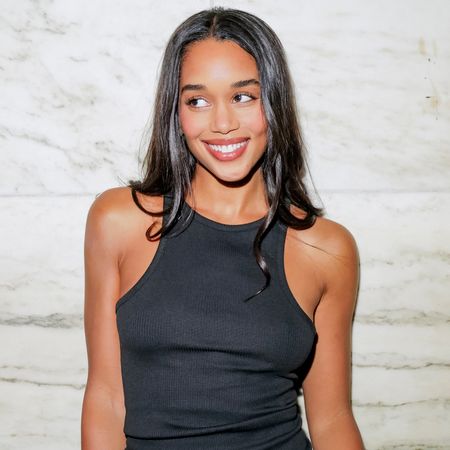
top-left (179, 107), bottom-right (206, 138)
top-left (243, 108), bottom-right (268, 140)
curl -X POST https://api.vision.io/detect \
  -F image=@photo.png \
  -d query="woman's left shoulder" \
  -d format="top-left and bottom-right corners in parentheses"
top-left (289, 205), bottom-right (358, 265)
top-left (312, 216), bottom-right (358, 261)
top-left (288, 208), bottom-right (360, 316)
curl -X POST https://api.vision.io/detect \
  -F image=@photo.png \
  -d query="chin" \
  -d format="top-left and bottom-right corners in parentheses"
top-left (211, 166), bottom-right (255, 184)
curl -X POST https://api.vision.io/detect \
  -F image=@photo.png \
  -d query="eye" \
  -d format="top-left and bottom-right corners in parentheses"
top-left (233, 93), bottom-right (256, 103)
top-left (186, 97), bottom-right (209, 108)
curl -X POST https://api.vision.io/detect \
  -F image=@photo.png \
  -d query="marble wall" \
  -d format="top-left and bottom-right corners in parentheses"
top-left (1, 0), bottom-right (448, 448)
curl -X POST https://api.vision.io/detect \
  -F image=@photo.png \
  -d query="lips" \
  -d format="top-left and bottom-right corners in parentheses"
top-left (202, 138), bottom-right (250, 161)
top-left (202, 138), bottom-right (250, 154)
top-left (202, 137), bottom-right (249, 145)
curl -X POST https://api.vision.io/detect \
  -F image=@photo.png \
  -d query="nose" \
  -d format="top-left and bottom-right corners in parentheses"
top-left (211, 102), bottom-right (239, 134)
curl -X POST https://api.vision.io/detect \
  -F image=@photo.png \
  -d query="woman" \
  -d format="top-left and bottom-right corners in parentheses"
top-left (81, 7), bottom-right (364, 450)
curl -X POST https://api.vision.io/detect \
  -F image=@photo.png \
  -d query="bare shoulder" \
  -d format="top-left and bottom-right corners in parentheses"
top-left (88, 186), bottom-right (163, 224)
top-left (85, 186), bottom-right (163, 258)
top-left (310, 216), bottom-right (357, 261)
top-left (86, 187), bottom-right (132, 240)
top-left (89, 186), bottom-right (140, 216)
top-left (288, 205), bottom-right (359, 272)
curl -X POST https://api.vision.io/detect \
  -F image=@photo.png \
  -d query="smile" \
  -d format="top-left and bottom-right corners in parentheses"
top-left (202, 138), bottom-right (250, 161)
top-left (207, 140), bottom-right (248, 153)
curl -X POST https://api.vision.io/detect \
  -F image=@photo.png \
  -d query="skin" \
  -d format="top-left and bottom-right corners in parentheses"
top-left (81, 38), bottom-right (364, 449)
top-left (178, 39), bottom-right (269, 220)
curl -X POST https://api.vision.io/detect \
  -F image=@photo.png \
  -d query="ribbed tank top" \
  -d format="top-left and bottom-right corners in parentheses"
top-left (116, 193), bottom-right (316, 449)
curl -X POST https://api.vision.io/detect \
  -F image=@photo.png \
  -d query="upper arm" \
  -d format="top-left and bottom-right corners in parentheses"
top-left (301, 221), bottom-right (360, 436)
top-left (83, 188), bottom-right (126, 403)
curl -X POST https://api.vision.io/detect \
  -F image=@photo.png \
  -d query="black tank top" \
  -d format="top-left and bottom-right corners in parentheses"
top-left (116, 193), bottom-right (316, 449)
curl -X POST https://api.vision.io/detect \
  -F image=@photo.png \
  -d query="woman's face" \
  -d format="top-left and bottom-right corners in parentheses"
top-left (178, 38), bottom-right (268, 183)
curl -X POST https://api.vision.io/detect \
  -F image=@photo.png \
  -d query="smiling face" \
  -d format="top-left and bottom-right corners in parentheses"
top-left (178, 38), bottom-right (268, 184)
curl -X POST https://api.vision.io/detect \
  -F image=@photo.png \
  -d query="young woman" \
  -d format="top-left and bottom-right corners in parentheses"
top-left (81, 7), bottom-right (364, 450)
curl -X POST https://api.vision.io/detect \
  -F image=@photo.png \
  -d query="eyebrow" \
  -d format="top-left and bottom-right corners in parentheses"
top-left (180, 78), bottom-right (260, 94)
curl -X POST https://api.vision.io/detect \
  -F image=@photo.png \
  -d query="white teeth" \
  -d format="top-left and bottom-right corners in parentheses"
top-left (208, 140), bottom-right (248, 153)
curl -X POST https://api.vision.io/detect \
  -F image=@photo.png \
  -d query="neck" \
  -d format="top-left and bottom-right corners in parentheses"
top-left (185, 165), bottom-right (269, 221)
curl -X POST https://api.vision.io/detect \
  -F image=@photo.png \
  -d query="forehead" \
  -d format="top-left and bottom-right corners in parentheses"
top-left (180, 38), bottom-right (259, 83)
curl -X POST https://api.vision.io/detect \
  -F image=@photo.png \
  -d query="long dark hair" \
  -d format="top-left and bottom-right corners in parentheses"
top-left (127, 7), bottom-right (324, 300)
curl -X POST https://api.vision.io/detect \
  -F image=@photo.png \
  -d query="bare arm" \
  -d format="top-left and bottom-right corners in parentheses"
top-left (81, 190), bottom-right (127, 450)
top-left (302, 221), bottom-right (365, 450)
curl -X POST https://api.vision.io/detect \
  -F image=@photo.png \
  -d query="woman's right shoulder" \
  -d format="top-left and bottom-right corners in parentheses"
top-left (88, 186), bottom-right (163, 223)
top-left (85, 187), bottom-right (163, 257)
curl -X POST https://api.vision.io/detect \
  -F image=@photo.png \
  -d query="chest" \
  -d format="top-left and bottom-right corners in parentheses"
top-left (117, 225), bottom-right (317, 373)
